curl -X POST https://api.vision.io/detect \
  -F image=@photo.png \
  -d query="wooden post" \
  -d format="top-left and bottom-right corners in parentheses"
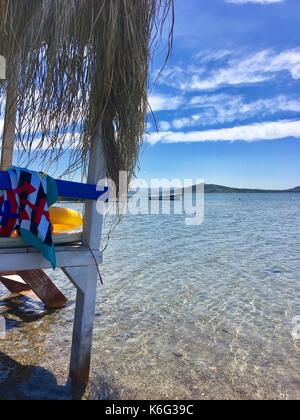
top-left (65, 124), bottom-right (106, 389)
top-left (0, 72), bottom-right (17, 170)
top-left (63, 265), bottom-right (98, 390)
top-left (82, 124), bottom-right (107, 249)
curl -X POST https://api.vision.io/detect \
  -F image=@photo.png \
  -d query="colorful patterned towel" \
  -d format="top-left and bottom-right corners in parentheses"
top-left (0, 167), bottom-right (58, 268)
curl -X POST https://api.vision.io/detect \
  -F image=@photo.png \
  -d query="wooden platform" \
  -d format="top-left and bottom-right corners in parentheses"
top-left (0, 232), bottom-right (82, 249)
top-left (0, 240), bottom-right (100, 310)
top-left (0, 39), bottom-right (108, 394)
top-left (0, 245), bottom-right (102, 272)
top-left (0, 123), bottom-right (106, 393)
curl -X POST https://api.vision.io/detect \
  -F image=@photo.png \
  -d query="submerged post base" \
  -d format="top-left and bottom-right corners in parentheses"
top-left (63, 265), bottom-right (98, 389)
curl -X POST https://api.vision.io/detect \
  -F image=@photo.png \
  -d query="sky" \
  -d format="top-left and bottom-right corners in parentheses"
top-left (1, 0), bottom-right (299, 189)
top-left (141, 0), bottom-right (300, 189)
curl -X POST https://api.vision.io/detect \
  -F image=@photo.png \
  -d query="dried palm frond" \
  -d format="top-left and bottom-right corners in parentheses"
top-left (0, 0), bottom-right (174, 188)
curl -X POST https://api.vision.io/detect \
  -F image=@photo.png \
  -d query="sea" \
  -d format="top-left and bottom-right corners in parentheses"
top-left (0, 193), bottom-right (300, 400)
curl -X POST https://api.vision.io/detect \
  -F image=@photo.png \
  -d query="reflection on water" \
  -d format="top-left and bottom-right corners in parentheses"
top-left (1, 193), bottom-right (300, 400)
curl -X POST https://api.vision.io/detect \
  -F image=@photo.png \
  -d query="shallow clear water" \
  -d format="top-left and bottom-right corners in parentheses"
top-left (0, 193), bottom-right (300, 400)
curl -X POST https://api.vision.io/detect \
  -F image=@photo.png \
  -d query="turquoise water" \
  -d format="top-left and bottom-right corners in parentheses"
top-left (0, 193), bottom-right (300, 399)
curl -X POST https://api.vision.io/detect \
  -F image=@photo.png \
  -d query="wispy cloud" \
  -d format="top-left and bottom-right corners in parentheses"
top-left (170, 94), bottom-right (300, 129)
top-left (160, 49), bottom-right (300, 91)
top-left (147, 120), bottom-right (300, 145)
top-left (148, 94), bottom-right (184, 111)
top-left (226, 0), bottom-right (284, 4)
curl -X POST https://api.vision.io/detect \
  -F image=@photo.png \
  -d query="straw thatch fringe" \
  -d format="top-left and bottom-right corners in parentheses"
top-left (0, 0), bottom-right (174, 187)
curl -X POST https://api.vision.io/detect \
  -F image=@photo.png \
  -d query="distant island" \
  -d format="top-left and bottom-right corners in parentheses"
top-left (178, 184), bottom-right (300, 194)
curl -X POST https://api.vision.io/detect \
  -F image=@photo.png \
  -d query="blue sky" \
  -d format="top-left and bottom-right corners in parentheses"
top-left (141, 0), bottom-right (300, 189)
top-left (1, 0), bottom-right (299, 189)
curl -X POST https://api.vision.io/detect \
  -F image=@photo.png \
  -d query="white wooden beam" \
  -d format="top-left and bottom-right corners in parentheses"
top-left (62, 124), bottom-right (106, 391)
top-left (0, 247), bottom-right (102, 272)
top-left (82, 123), bottom-right (107, 251)
top-left (64, 265), bottom-right (98, 387)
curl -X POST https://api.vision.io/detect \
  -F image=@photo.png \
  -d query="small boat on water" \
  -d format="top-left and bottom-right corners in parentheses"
top-left (149, 193), bottom-right (181, 201)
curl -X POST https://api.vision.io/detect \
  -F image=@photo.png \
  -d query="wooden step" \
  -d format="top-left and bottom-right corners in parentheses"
top-left (0, 274), bottom-right (31, 293)
top-left (0, 270), bottom-right (68, 309)
top-left (17, 270), bottom-right (68, 309)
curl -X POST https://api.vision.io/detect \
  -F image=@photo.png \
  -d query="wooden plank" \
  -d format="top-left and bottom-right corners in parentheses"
top-left (0, 275), bottom-right (31, 293)
top-left (0, 248), bottom-right (102, 272)
top-left (0, 232), bottom-right (82, 249)
top-left (16, 270), bottom-right (67, 309)
top-left (56, 180), bottom-right (108, 201)
top-left (0, 171), bottom-right (108, 201)
top-left (0, 244), bottom-right (88, 254)
top-left (0, 271), bottom-right (66, 309)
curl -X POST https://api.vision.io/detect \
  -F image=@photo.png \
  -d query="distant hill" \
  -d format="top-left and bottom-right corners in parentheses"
top-left (288, 186), bottom-right (300, 193)
top-left (177, 184), bottom-right (300, 194)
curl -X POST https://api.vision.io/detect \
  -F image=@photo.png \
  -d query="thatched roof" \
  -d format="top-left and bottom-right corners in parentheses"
top-left (0, 0), bottom-right (174, 185)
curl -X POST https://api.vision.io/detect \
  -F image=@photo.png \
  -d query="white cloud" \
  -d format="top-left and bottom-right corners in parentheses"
top-left (148, 94), bottom-right (184, 111)
top-left (173, 114), bottom-right (207, 130)
top-left (156, 93), bottom-right (300, 131)
top-left (147, 120), bottom-right (300, 145)
top-left (160, 49), bottom-right (300, 91)
top-left (227, 0), bottom-right (284, 4)
top-left (195, 50), bottom-right (233, 64)
top-left (189, 93), bottom-right (233, 107)
top-left (159, 121), bottom-right (172, 131)
top-left (173, 118), bottom-right (193, 130)
top-left (172, 94), bottom-right (300, 129)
